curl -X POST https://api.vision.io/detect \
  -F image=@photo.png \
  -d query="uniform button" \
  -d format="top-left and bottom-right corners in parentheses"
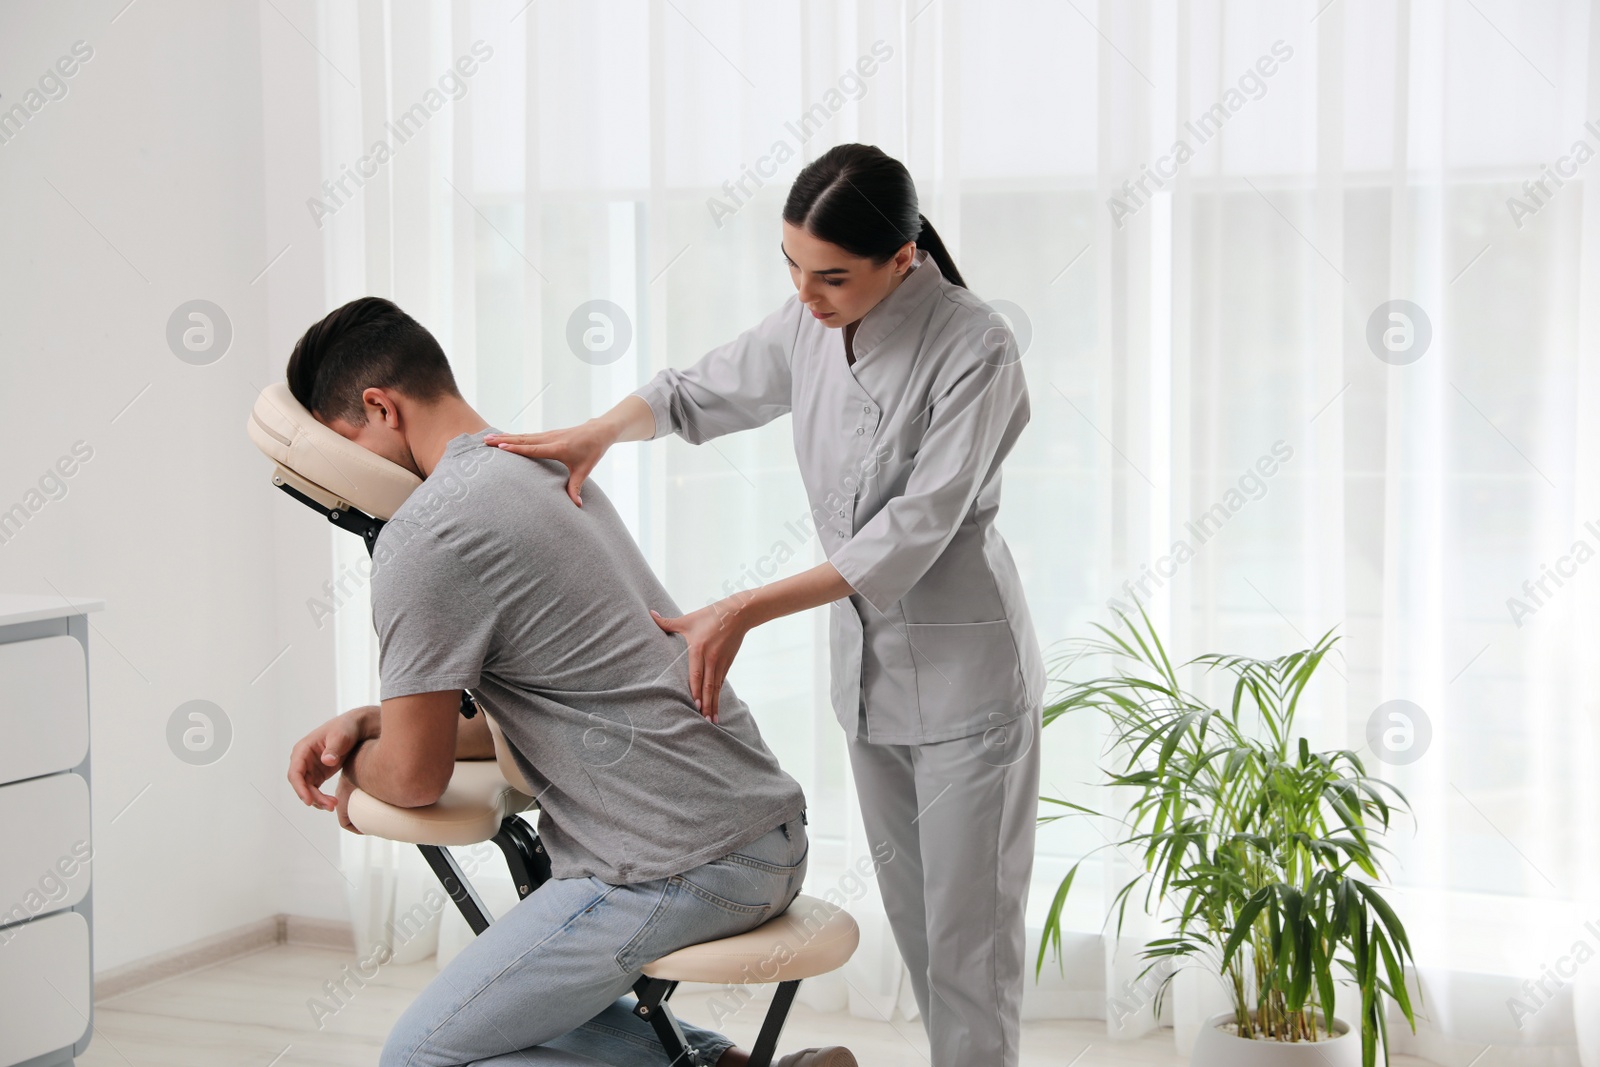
top-left (862, 404), bottom-right (871, 413)
top-left (855, 426), bottom-right (864, 435)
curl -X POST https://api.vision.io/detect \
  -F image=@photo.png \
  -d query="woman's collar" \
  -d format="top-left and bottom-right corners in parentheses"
top-left (847, 249), bottom-right (944, 363)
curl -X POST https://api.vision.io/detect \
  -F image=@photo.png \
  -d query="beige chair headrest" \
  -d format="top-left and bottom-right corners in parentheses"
top-left (246, 381), bottom-right (421, 521)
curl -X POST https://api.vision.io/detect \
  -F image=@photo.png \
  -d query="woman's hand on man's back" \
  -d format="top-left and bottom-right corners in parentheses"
top-left (484, 421), bottom-right (616, 507)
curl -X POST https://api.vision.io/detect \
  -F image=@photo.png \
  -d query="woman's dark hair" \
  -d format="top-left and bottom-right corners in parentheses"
top-left (286, 296), bottom-right (459, 424)
top-left (782, 143), bottom-right (966, 289)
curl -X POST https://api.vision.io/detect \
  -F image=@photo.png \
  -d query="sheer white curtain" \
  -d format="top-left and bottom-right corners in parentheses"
top-left (307, 0), bottom-right (1600, 1060)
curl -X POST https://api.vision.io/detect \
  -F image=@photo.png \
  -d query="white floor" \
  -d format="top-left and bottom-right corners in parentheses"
top-left (77, 943), bottom-right (1437, 1066)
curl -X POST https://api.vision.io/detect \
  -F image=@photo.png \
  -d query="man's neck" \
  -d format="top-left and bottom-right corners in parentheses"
top-left (409, 397), bottom-right (490, 478)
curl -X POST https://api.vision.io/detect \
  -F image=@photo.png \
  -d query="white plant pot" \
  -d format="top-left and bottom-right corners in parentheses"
top-left (1190, 1011), bottom-right (1364, 1067)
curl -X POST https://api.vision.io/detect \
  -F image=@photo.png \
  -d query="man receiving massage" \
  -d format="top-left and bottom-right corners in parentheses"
top-left (282, 297), bottom-right (854, 1067)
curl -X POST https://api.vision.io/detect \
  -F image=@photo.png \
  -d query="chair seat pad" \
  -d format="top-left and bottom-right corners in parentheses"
top-left (347, 760), bottom-right (532, 846)
top-left (642, 894), bottom-right (860, 983)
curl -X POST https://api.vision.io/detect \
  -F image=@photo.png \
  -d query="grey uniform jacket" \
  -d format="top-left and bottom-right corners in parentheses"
top-left (633, 249), bottom-right (1045, 745)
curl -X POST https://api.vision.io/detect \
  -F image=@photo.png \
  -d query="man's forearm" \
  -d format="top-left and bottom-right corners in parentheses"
top-left (348, 699), bottom-right (492, 758)
top-left (341, 736), bottom-right (433, 808)
top-left (341, 698), bottom-right (493, 807)
top-left (349, 704), bottom-right (382, 740)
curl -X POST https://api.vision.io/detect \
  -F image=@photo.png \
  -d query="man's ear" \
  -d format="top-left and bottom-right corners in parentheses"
top-left (362, 386), bottom-right (403, 430)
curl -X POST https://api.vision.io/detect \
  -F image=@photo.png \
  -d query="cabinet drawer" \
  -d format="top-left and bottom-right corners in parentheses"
top-left (0, 774), bottom-right (91, 923)
top-left (0, 635), bottom-right (88, 785)
top-left (0, 910), bottom-right (90, 1062)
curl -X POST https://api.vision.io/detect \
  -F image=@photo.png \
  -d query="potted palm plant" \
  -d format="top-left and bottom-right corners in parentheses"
top-left (1036, 605), bottom-right (1420, 1067)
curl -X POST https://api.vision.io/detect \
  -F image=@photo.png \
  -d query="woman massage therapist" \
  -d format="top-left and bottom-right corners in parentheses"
top-left (486, 143), bottom-right (1045, 1067)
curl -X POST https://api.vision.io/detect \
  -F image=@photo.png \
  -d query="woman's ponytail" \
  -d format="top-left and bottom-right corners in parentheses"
top-left (913, 214), bottom-right (966, 289)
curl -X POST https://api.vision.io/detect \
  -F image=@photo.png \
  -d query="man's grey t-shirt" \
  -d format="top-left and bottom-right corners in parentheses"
top-left (369, 428), bottom-right (806, 885)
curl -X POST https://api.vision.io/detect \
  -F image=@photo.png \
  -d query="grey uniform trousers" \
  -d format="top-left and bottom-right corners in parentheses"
top-left (846, 701), bottom-right (1043, 1067)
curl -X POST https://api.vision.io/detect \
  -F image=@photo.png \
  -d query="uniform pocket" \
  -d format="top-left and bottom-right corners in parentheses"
top-left (905, 620), bottom-right (1028, 738)
top-left (829, 600), bottom-right (866, 732)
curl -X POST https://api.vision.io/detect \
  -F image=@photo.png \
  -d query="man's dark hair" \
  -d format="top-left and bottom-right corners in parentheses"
top-left (286, 297), bottom-right (459, 424)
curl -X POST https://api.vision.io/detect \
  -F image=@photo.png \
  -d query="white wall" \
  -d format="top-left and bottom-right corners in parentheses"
top-left (0, 0), bottom-right (351, 973)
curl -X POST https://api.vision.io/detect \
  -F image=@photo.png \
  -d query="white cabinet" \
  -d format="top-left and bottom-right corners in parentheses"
top-left (0, 595), bottom-right (102, 1067)
top-left (0, 636), bottom-right (88, 785)
top-left (0, 774), bottom-right (91, 915)
top-left (0, 912), bottom-right (92, 1065)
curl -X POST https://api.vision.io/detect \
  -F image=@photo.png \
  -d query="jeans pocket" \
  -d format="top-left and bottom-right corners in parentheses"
top-left (613, 878), bottom-right (676, 974)
top-left (673, 870), bottom-right (778, 918)
top-left (676, 834), bottom-right (798, 926)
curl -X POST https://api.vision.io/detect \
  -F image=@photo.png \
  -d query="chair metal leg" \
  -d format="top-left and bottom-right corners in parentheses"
top-left (633, 976), bottom-right (702, 1064)
top-left (747, 979), bottom-right (801, 1067)
top-left (417, 815), bottom-right (550, 939)
top-left (417, 844), bottom-right (494, 935)
top-left (633, 972), bottom-right (796, 1067)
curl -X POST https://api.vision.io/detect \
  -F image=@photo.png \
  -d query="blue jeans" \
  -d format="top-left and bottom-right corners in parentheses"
top-left (381, 813), bottom-right (809, 1067)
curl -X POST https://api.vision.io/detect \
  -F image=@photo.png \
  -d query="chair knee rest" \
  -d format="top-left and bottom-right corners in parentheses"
top-left (347, 760), bottom-right (532, 846)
